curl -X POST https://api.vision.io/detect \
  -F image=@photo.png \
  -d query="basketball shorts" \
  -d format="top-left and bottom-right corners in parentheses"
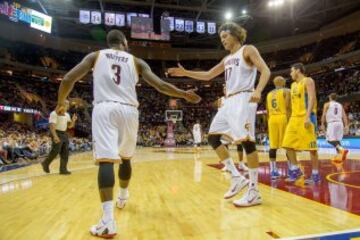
top-left (209, 92), bottom-right (257, 143)
top-left (282, 115), bottom-right (318, 151)
top-left (92, 102), bottom-right (139, 164)
top-left (268, 115), bottom-right (287, 149)
top-left (193, 132), bottom-right (202, 144)
top-left (326, 121), bottom-right (343, 141)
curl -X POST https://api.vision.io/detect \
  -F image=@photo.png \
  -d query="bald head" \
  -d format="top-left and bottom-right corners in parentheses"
top-left (273, 76), bottom-right (286, 88)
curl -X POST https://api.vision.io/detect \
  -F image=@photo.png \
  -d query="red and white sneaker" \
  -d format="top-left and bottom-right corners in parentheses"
top-left (116, 190), bottom-right (129, 209)
top-left (233, 187), bottom-right (262, 207)
top-left (90, 219), bottom-right (117, 239)
top-left (224, 176), bottom-right (249, 199)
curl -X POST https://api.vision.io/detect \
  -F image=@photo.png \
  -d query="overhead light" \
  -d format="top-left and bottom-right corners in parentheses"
top-left (242, 9), bottom-right (247, 15)
top-left (224, 11), bottom-right (233, 20)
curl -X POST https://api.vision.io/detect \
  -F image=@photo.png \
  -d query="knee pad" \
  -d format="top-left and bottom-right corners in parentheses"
top-left (119, 159), bottom-right (132, 181)
top-left (269, 149), bottom-right (277, 159)
top-left (237, 144), bottom-right (243, 152)
top-left (98, 162), bottom-right (115, 189)
top-left (208, 135), bottom-right (222, 150)
top-left (242, 141), bottom-right (256, 154)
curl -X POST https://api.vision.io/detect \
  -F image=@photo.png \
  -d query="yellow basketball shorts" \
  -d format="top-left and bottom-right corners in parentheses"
top-left (282, 115), bottom-right (318, 151)
top-left (268, 115), bottom-right (287, 149)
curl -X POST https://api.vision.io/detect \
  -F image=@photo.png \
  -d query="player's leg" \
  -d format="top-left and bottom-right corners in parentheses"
top-left (268, 116), bottom-right (280, 179)
top-left (236, 144), bottom-right (248, 171)
top-left (231, 96), bottom-right (261, 207)
top-left (208, 109), bottom-right (248, 199)
top-left (282, 117), bottom-right (303, 182)
top-left (116, 106), bottom-right (139, 209)
top-left (90, 103), bottom-right (118, 238)
top-left (303, 114), bottom-right (320, 184)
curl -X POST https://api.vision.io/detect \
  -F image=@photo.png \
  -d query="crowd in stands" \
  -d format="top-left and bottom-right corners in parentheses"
top-left (0, 30), bottom-right (360, 162)
top-left (0, 121), bottom-right (92, 166)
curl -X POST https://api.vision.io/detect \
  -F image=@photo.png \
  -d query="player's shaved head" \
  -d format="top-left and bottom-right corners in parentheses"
top-left (107, 29), bottom-right (126, 47)
top-left (273, 76), bottom-right (286, 87)
top-left (218, 22), bottom-right (247, 45)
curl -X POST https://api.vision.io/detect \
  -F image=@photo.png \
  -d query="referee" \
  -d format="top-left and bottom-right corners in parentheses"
top-left (41, 100), bottom-right (77, 175)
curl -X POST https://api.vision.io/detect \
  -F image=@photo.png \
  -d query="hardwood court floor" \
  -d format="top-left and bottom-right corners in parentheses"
top-left (0, 147), bottom-right (360, 240)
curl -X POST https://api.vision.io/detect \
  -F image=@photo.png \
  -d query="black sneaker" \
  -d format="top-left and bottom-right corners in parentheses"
top-left (41, 162), bottom-right (50, 173)
top-left (59, 170), bottom-right (71, 175)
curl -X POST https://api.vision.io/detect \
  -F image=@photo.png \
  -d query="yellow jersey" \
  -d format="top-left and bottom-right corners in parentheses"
top-left (266, 88), bottom-right (288, 116)
top-left (290, 77), bottom-right (317, 117)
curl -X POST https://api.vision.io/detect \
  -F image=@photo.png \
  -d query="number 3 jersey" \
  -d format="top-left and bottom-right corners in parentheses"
top-left (326, 101), bottom-right (343, 123)
top-left (223, 45), bottom-right (257, 96)
top-left (93, 49), bottom-right (139, 107)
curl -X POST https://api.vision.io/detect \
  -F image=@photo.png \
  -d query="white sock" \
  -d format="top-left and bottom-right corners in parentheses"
top-left (222, 158), bottom-right (240, 177)
top-left (248, 168), bottom-right (258, 189)
top-left (119, 187), bottom-right (128, 198)
top-left (239, 161), bottom-right (247, 168)
top-left (270, 161), bottom-right (277, 172)
top-left (312, 169), bottom-right (319, 175)
top-left (290, 164), bottom-right (299, 171)
top-left (102, 201), bottom-right (114, 223)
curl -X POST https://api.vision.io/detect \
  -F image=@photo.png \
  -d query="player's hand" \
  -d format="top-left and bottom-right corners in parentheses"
top-left (320, 124), bottom-right (325, 132)
top-left (249, 90), bottom-right (261, 103)
top-left (304, 118), bottom-right (311, 129)
top-left (54, 136), bottom-right (61, 144)
top-left (56, 102), bottom-right (66, 115)
top-left (72, 114), bottom-right (78, 122)
top-left (184, 89), bottom-right (201, 104)
top-left (167, 63), bottom-right (187, 77)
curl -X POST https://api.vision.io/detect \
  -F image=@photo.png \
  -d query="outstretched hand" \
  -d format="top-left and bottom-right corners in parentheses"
top-left (167, 63), bottom-right (187, 77)
top-left (184, 88), bottom-right (201, 104)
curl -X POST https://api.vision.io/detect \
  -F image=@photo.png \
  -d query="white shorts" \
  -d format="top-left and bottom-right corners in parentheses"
top-left (92, 102), bottom-right (139, 163)
top-left (209, 92), bottom-right (257, 142)
top-left (326, 121), bottom-right (343, 141)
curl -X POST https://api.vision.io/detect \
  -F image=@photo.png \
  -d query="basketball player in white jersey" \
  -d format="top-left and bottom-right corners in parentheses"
top-left (193, 120), bottom-right (202, 150)
top-left (168, 22), bottom-right (270, 207)
top-left (321, 93), bottom-right (349, 163)
top-left (55, 30), bottom-right (200, 238)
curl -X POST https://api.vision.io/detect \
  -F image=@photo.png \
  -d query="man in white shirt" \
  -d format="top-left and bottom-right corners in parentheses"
top-left (41, 100), bottom-right (77, 174)
top-left (192, 120), bottom-right (202, 150)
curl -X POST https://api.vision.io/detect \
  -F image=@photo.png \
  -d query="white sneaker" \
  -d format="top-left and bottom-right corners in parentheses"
top-left (233, 187), bottom-right (262, 207)
top-left (221, 166), bottom-right (229, 172)
top-left (89, 219), bottom-right (117, 239)
top-left (238, 163), bottom-right (249, 171)
top-left (116, 190), bottom-right (129, 209)
top-left (224, 176), bottom-right (249, 199)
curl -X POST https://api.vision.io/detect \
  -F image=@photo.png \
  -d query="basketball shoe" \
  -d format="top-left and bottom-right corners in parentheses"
top-left (233, 187), bottom-right (262, 207)
top-left (271, 170), bottom-right (281, 180)
top-left (116, 189), bottom-right (129, 209)
top-left (304, 173), bottom-right (321, 185)
top-left (224, 176), bottom-right (249, 199)
top-left (285, 168), bottom-right (303, 183)
top-left (90, 219), bottom-right (117, 239)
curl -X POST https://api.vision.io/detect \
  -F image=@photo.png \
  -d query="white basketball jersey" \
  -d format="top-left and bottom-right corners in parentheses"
top-left (223, 45), bottom-right (257, 96)
top-left (326, 101), bottom-right (343, 123)
top-left (93, 49), bottom-right (139, 107)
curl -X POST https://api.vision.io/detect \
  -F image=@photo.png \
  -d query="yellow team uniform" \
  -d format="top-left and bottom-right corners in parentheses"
top-left (267, 88), bottom-right (288, 149)
top-left (282, 77), bottom-right (318, 150)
